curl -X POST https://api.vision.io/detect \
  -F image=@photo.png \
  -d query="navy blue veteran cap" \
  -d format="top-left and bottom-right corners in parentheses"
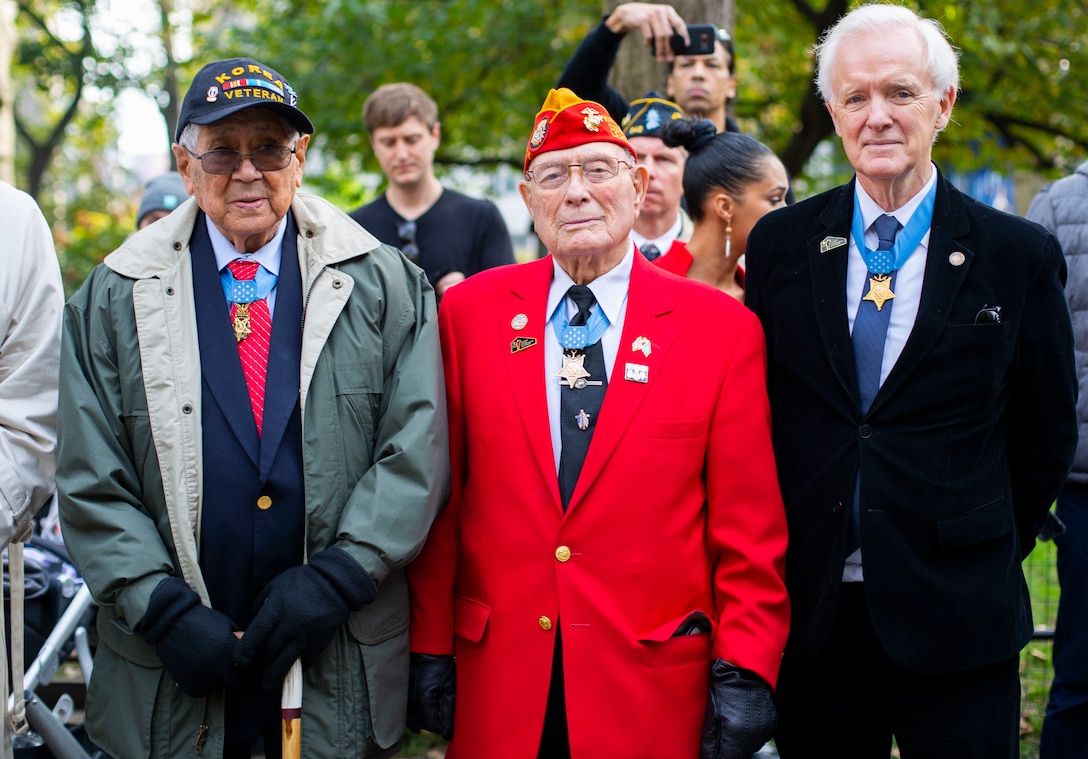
top-left (621, 92), bottom-right (684, 139)
top-left (174, 57), bottom-right (314, 143)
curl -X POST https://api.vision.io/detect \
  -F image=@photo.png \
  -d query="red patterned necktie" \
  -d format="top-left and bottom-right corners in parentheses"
top-left (227, 259), bottom-right (271, 436)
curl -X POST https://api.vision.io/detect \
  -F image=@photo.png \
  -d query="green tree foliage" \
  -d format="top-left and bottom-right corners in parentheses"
top-left (200, 0), bottom-right (599, 208)
top-left (14, 0), bottom-right (140, 294)
top-left (202, 0), bottom-right (1085, 200)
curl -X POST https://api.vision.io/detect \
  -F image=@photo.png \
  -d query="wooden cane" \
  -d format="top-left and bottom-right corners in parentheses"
top-left (281, 658), bottom-right (302, 758)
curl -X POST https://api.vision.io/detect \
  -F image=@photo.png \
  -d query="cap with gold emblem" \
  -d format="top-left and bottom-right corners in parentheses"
top-left (621, 92), bottom-right (684, 139)
top-left (524, 88), bottom-right (635, 171)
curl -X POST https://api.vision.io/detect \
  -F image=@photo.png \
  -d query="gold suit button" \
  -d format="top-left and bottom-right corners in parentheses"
top-left (538, 616), bottom-right (553, 631)
top-left (257, 495), bottom-right (272, 510)
top-left (555, 546), bottom-right (572, 563)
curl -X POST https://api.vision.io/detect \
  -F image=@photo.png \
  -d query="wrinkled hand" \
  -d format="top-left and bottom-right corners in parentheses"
top-left (606, 2), bottom-right (688, 60)
top-left (700, 659), bottom-right (777, 759)
top-left (234, 547), bottom-right (377, 690)
top-left (407, 653), bottom-right (456, 741)
top-left (141, 576), bottom-right (241, 698)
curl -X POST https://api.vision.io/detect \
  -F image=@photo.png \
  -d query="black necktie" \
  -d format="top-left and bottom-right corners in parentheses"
top-left (558, 286), bottom-right (607, 510)
top-left (848, 213), bottom-right (901, 555)
top-left (640, 243), bottom-right (661, 261)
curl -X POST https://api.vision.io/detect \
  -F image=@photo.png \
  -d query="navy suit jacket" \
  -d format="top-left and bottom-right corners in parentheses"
top-left (746, 170), bottom-right (1077, 675)
top-left (190, 213), bottom-right (305, 629)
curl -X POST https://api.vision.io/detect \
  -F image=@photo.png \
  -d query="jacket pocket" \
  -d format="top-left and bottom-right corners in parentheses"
top-left (630, 418), bottom-right (703, 440)
top-left (937, 497), bottom-right (1013, 549)
top-left (454, 596), bottom-right (491, 643)
top-left (85, 636), bottom-right (161, 758)
top-left (334, 361), bottom-right (383, 476)
top-left (348, 570), bottom-right (410, 749)
top-left (638, 610), bottom-right (714, 669)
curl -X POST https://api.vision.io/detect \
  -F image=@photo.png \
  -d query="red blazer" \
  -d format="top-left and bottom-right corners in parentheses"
top-left (408, 253), bottom-right (789, 758)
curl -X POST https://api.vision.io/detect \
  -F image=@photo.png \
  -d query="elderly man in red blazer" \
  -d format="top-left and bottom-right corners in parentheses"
top-left (406, 88), bottom-right (789, 759)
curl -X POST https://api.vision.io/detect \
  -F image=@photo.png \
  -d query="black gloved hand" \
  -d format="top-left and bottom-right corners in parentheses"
top-left (141, 576), bottom-right (241, 698)
top-left (407, 653), bottom-right (456, 740)
top-left (234, 546), bottom-right (377, 690)
top-left (700, 659), bottom-right (778, 759)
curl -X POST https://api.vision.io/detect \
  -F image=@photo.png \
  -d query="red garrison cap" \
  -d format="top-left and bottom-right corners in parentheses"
top-left (524, 88), bottom-right (635, 172)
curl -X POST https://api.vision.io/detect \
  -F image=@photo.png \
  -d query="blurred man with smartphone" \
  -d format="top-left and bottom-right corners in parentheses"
top-left (557, 2), bottom-right (738, 134)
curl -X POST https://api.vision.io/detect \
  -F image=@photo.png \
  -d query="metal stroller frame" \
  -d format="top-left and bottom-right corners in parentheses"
top-left (7, 571), bottom-right (98, 759)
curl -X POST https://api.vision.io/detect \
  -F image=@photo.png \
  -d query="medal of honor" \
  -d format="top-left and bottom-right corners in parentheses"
top-left (556, 351), bottom-right (592, 389)
top-left (862, 274), bottom-right (896, 312)
top-left (232, 302), bottom-right (252, 342)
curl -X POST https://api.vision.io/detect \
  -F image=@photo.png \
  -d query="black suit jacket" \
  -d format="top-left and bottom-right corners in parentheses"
top-left (746, 171), bottom-right (1077, 675)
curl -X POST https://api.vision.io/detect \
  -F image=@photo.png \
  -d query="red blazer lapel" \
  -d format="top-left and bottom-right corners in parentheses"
top-left (498, 257), bottom-right (563, 506)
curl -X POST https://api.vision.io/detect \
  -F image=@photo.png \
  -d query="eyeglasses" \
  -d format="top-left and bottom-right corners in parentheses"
top-left (525, 156), bottom-right (634, 190)
top-left (397, 219), bottom-right (420, 263)
top-left (185, 145), bottom-right (297, 175)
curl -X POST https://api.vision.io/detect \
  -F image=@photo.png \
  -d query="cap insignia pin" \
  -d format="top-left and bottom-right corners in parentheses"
top-left (581, 107), bottom-right (604, 132)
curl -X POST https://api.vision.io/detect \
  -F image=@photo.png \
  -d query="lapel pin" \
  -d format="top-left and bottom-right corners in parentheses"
top-left (631, 336), bottom-right (652, 357)
top-left (949, 251), bottom-right (966, 267)
top-left (511, 336), bottom-right (538, 354)
top-left (511, 313), bottom-right (529, 330)
top-left (820, 236), bottom-right (847, 253)
top-left (624, 362), bottom-right (649, 384)
top-left (576, 409), bottom-right (591, 431)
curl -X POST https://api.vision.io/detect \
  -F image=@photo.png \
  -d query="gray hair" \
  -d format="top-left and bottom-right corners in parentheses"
top-left (815, 4), bottom-right (960, 105)
top-left (176, 119), bottom-right (301, 151)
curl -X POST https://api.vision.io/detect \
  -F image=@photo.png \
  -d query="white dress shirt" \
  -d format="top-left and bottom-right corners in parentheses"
top-left (545, 244), bottom-right (634, 474)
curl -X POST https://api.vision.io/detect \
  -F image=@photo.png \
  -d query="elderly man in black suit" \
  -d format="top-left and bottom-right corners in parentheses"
top-left (745, 5), bottom-right (1077, 759)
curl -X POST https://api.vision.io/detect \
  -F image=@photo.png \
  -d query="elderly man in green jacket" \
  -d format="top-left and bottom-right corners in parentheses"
top-left (57, 57), bottom-right (448, 759)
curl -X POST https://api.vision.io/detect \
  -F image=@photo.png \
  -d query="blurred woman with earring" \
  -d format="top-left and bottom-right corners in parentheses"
top-left (656, 118), bottom-right (789, 302)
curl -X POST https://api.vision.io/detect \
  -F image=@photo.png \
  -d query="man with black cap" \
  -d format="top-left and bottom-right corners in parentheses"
top-left (57, 57), bottom-right (448, 759)
top-left (621, 91), bottom-right (690, 261)
top-left (406, 87), bottom-right (788, 759)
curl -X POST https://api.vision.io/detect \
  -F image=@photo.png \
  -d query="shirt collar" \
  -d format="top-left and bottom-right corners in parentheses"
top-left (547, 240), bottom-right (635, 326)
top-left (208, 215), bottom-right (287, 275)
top-left (855, 162), bottom-right (937, 233)
top-left (630, 212), bottom-right (683, 251)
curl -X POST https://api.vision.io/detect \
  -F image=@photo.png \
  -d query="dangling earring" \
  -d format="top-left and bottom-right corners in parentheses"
top-left (724, 222), bottom-right (733, 260)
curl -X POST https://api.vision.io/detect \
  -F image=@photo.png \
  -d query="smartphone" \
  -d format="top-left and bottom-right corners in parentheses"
top-left (669, 24), bottom-right (721, 56)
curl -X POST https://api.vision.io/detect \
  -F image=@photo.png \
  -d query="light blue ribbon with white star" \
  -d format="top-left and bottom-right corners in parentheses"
top-left (220, 263), bottom-right (277, 304)
top-left (549, 295), bottom-right (612, 350)
top-left (851, 179), bottom-right (937, 274)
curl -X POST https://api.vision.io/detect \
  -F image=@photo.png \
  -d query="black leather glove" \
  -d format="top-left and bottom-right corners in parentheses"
top-left (700, 659), bottom-right (778, 759)
top-left (407, 653), bottom-right (456, 741)
top-left (140, 576), bottom-right (241, 698)
top-left (234, 546), bottom-right (377, 690)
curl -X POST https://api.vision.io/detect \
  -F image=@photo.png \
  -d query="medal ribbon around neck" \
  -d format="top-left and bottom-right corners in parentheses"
top-left (851, 179), bottom-right (937, 275)
top-left (220, 263), bottom-right (278, 304)
top-left (549, 293), bottom-right (613, 350)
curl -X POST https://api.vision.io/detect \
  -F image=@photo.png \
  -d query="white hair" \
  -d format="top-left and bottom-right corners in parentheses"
top-left (814, 4), bottom-right (960, 104)
top-left (176, 118), bottom-right (300, 151)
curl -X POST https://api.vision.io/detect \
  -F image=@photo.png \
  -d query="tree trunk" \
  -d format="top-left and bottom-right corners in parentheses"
top-left (156, 0), bottom-right (180, 167)
top-left (0, 0), bottom-right (14, 185)
top-left (607, 0), bottom-right (733, 113)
